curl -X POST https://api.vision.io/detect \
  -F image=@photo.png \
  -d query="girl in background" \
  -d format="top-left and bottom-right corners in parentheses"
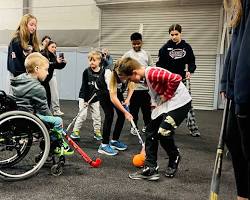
top-left (156, 24), bottom-right (200, 137)
top-left (221, 0), bottom-right (250, 199)
top-left (40, 35), bottom-right (51, 51)
top-left (41, 41), bottom-right (66, 108)
top-left (40, 35), bottom-right (64, 116)
top-left (7, 14), bottom-right (40, 77)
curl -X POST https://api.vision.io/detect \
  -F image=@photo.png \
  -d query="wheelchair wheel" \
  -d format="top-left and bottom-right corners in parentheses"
top-left (0, 111), bottom-right (50, 181)
top-left (0, 121), bottom-right (32, 168)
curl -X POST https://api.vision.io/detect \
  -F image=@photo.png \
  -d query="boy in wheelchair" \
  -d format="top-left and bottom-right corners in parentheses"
top-left (9, 52), bottom-right (74, 156)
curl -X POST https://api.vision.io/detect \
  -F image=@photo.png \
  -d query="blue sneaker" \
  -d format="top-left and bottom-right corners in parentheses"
top-left (98, 144), bottom-right (118, 156)
top-left (110, 140), bottom-right (128, 151)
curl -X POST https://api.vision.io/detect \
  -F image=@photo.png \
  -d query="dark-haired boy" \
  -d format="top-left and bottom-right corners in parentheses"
top-left (122, 32), bottom-right (153, 135)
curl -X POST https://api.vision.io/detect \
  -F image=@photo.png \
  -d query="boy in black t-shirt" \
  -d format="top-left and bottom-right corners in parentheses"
top-left (70, 51), bottom-right (103, 141)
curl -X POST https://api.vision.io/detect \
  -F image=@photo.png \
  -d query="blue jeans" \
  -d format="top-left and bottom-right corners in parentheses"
top-left (36, 114), bottom-right (63, 133)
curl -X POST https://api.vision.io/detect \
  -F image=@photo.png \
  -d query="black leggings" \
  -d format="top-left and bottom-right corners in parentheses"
top-left (224, 102), bottom-right (250, 198)
top-left (42, 82), bottom-right (51, 108)
top-left (145, 101), bottom-right (191, 167)
top-left (98, 93), bottom-right (125, 144)
top-left (129, 90), bottom-right (151, 127)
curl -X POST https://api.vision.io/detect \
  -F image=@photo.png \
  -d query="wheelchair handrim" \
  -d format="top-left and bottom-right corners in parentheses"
top-left (0, 111), bottom-right (50, 180)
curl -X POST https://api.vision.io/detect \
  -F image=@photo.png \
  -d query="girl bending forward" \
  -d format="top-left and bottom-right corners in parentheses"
top-left (113, 57), bottom-right (191, 180)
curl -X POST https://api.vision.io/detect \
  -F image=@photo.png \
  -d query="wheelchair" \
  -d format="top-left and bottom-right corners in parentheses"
top-left (0, 90), bottom-right (66, 181)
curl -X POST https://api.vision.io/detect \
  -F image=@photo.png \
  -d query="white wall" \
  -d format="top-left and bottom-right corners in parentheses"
top-left (0, 0), bottom-right (23, 30)
top-left (0, 46), bottom-right (90, 100)
top-left (0, 0), bottom-right (99, 30)
top-left (0, 46), bottom-right (10, 93)
top-left (0, 0), bottom-right (100, 99)
top-left (30, 0), bottom-right (100, 30)
top-left (56, 48), bottom-right (90, 100)
top-left (0, 0), bottom-right (100, 46)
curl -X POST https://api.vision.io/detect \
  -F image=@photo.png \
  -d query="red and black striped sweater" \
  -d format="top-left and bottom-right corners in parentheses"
top-left (145, 67), bottom-right (191, 119)
top-left (146, 67), bottom-right (182, 101)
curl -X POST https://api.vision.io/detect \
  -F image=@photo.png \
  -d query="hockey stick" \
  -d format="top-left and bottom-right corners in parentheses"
top-left (66, 93), bottom-right (97, 132)
top-left (123, 104), bottom-right (145, 154)
top-left (63, 93), bottom-right (102, 168)
top-left (209, 99), bottom-right (230, 200)
top-left (130, 119), bottom-right (144, 145)
top-left (62, 132), bottom-right (101, 168)
top-left (184, 64), bottom-right (193, 124)
top-left (130, 119), bottom-right (145, 155)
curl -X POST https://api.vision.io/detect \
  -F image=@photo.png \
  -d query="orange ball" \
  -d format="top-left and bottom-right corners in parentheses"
top-left (132, 153), bottom-right (145, 168)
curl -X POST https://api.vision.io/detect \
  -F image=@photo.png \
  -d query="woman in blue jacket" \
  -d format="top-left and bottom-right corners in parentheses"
top-left (220, 0), bottom-right (250, 199)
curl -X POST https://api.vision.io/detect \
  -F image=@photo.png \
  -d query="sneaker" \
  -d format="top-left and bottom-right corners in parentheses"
top-left (98, 144), bottom-right (118, 156)
top-left (0, 136), bottom-right (4, 142)
top-left (189, 130), bottom-right (200, 137)
top-left (130, 127), bottom-right (138, 136)
top-left (63, 146), bottom-right (74, 156)
top-left (53, 110), bottom-right (64, 116)
top-left (141, 126), bottom-right (146, 133)
top-left (110, 140), bottom-right (128, 151)
top-left (54, 147), bottom-right (64, 155)
top-left (165, 154), bottom-right (181, 178)
top-left (129, 166), bottom-right (160, 181)
top-left (70, 130), bottom-right (80, 140)
top-left (62, 140), bottom-right (74, 155)
top-left (54, 146), bottom-right (74, 156)
top-left (94, 130), bottom-right (103, 141)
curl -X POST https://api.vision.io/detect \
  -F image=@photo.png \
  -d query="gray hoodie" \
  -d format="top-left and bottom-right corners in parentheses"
top-left (11, 73), bottom-right (52, 116)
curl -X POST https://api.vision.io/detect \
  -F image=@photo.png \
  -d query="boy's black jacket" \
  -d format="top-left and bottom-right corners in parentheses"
top-left (79, 67), bottom-right (102, 103)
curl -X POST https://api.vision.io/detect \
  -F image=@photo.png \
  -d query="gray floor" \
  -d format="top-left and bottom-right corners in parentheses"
top-left (0, 100), bottom-right (236, 200)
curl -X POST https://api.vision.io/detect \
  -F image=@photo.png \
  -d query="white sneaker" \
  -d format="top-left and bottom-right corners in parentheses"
top-left (141, 126), bottom-right (146, 133)
top-left (130, 127), bottom-right (138, 136)
top-left (189, 130), bottom-right (200, 137)
top-left (53, 110), bottom-right (64, 116)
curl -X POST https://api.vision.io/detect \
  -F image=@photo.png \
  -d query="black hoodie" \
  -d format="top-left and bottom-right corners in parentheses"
top-left (156, 39), bottom-right (196, 79)
top-left (7, 37), bottom-right (35, 77)
top-left (220, 0), bottom-right (250, 114)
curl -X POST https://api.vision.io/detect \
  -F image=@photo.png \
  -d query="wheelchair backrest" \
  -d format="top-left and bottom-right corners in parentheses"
top-left (0, 90), bottom-right (18, 114)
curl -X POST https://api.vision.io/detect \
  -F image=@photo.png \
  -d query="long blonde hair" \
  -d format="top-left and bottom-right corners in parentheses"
top-left (224, 0), bottom-right (242, 27)
top-left (109, 57), bottom-right (140, 93)
top-left (13, 14), bottom-right (40, 51)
